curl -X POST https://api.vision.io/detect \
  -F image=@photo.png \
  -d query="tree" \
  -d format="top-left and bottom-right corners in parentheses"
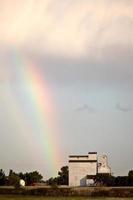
top-left (46, 177), bottom-right (59, 187)
top-left (128, 170), bottom-right (133, 186)
top-left (8, 170), bottom-right (43, 186)
top-left (46, 166), bottom-right (69, 186)
top-left (95, 174), bottom-right (115, 186)
top-left (24, 171), bottom-right (43, 185)
top-left (18, 172), bottom-right (25, 180)
top-left (8, 170), bottom-right (20, 188)
top-left (128, 170), bottom-right (133, 177)
top-left (114, 176), bottom-right (128, 186)
top-left (0, 169), bottom-right (6, 186)
top-left (58, 166), bottom-right (68, 185)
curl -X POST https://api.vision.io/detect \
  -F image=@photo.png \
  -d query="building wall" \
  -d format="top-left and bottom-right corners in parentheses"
top-left (69, 162), bottom-right (97, 186)
top-left (69, 152), bottom-right (97, 186)
top-left (69, 152), bottom-right (111, 187)
top-left (98, 155), bottom-right (111, 174)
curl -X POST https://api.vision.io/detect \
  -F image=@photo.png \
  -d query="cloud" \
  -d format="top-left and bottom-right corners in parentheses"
top-left (75, 104), bottom-right (95, 113)
top-left (116, 102), bottom-right (132, 112)
top-left (0, 0), bottom-right (133, 60)
top-left (0, 0), bottom-right (133, 88)
top-left (0, 46), bottom-right (133, 88)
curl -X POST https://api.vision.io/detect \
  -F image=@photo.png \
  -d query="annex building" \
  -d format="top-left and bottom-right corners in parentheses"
top-left (69, 152), bottom-right (111, 186)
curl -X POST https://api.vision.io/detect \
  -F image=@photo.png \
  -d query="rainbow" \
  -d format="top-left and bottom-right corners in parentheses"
top-left (3, 53), bottom-right (62, 176)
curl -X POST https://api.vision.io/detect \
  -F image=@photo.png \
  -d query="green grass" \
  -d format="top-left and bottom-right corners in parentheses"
top-left (0, 197), bottom-right (133, 200)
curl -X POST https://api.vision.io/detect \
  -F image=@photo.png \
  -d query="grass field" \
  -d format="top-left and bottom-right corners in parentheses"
top-left (0, 197), bottom-right (133, 200)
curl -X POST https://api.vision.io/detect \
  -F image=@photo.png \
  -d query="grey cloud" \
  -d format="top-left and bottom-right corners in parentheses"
top-left (0, 44), bottom-right (133, 89)
top-left (34, 46), bottom-right (133, 87)
top-left (116, 102), bottom-right (132, 112)
top-left (75, 104), bottom-right (95, 113)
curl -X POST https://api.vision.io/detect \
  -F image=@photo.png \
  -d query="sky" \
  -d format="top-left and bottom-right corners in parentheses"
top-left (0, 0), bottom-right (133, 178)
